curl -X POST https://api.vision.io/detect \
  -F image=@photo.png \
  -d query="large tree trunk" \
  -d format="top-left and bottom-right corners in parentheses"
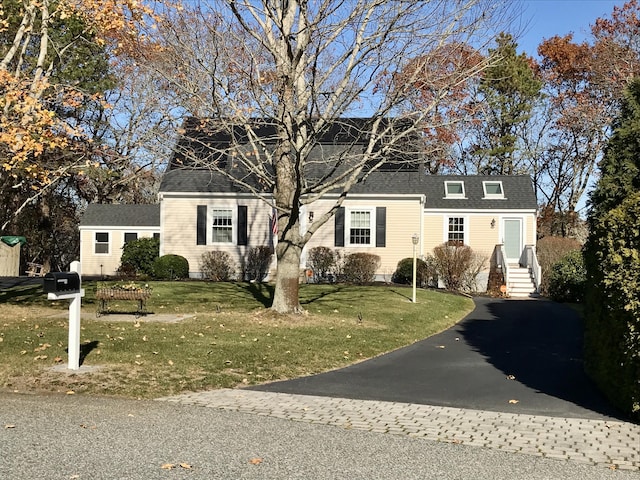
top-left (271, 226), bottom-right (303, 314)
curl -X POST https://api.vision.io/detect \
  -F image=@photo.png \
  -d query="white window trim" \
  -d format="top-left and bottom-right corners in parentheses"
top-left (346, 207), bottom-right (376, 247)
top-left (209, 206), bottom-right (236, 245)
top-left (482, 181), bottom-right (505, 199)
top-left (94, 231), bottom-right (110, 255)
top-left (444, 181), bottom-right (466, 199)
top-left (444, 216), bottom-right (468, 245)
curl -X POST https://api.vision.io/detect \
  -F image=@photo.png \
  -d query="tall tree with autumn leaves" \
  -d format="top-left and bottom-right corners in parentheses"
top-left (0, 0), bottom-right (163, 269)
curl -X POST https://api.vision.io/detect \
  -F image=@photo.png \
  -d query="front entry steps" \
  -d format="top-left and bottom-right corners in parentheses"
top-left (507, 264), bottom-right (539, 298)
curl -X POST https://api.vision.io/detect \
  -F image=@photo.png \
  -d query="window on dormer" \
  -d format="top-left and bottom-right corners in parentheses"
top-left (483, 181), bottom-right (504, 199)
top-left (445, 181), bottom-right (465, 198)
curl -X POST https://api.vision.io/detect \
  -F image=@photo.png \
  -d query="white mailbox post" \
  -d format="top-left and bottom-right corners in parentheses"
top-left (44, 261), bottom-right (85, 370)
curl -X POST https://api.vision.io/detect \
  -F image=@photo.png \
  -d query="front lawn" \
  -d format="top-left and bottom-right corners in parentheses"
top-left (0, 281), bottom-right (473, 398)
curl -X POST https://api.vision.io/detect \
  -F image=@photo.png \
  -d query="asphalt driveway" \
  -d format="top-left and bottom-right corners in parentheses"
top-left (251, 297), bottom-right (625, 421)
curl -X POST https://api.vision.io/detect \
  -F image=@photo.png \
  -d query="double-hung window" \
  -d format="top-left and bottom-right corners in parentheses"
top-left (349, 210), bottom-right (372, 245)
top-left (211, 208), bottom-right (233, 243)
top-left (448, 217), bottom-right (465, 246)
top-left (95, 232), bottom-right (109, 254)
top-left (335, 206), bottom-right (385, 248)
top-left (124, 232), bottom-right (138, 244)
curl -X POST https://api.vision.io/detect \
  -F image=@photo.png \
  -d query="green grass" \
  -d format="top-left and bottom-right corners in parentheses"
top-left (0, 281), bottom-right (474, 398)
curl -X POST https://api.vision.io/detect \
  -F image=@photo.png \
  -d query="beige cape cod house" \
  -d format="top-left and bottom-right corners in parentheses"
top-left (80, 120), bottom-right (539, 296)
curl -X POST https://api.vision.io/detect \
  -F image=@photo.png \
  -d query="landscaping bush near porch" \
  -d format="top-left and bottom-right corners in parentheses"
top-left (0, 282), bottom-right (473, 399)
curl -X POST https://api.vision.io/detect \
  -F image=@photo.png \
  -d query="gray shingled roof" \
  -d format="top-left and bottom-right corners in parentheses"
top-left (159, 168), bottom-right (426, 195)
top-left (80, 204), bottom-right (160, 227)
top-left (422, 175), bottom-right (537, 210)
top-left (160, 170), bottom-right (536, 210)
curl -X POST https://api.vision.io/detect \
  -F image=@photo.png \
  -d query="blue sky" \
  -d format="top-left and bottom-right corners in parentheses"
top-left (517, 0), bottom-right (623, 56)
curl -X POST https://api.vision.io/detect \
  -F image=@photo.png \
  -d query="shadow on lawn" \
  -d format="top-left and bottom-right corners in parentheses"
top-left (243, 282), bottom-right (274, 307)
top-left (64, 340), bottom-right (100, 366)
top-left (0, 280), bottom-right (44, 304)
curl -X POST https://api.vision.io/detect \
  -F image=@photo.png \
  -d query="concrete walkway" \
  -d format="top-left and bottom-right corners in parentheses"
top-left (159, 388), bottom-right (640, 472)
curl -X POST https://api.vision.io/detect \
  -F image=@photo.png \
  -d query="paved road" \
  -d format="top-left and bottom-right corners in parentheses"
top-left (2, 392), bottom-right (638, 480)
top-left (251, 297), bottom-right (624, 421)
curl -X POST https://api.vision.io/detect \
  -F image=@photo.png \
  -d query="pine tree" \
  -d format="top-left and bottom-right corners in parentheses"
top-left (471, 33), bottom-right (542, 174)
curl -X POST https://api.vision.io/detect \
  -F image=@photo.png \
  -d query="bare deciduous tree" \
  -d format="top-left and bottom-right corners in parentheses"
top-left (143, 0), bottom-right (512, 313)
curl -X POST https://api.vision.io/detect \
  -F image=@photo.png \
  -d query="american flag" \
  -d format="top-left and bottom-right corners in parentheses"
top-left (271, 207), bottom-right (278, 235)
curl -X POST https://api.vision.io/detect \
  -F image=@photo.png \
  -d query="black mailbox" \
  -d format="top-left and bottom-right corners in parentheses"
top-left (43, 272), bottom-right (80, 293)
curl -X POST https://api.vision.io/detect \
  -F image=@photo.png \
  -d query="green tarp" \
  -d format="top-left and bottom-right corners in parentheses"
top-left (0, 236), bottom-right (27, 247)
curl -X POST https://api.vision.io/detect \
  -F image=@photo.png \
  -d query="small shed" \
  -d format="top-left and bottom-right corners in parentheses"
top-left (0, 236), bottom-right (26, 276)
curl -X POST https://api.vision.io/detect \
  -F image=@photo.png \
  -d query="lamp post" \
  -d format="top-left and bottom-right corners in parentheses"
top-left (412, 233), bottom-right (419, 303)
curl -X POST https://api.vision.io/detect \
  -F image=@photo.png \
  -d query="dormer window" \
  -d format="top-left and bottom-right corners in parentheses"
top-left (445, 181), bottom-right (465, 198)
top-left (483, 181), bottom-right (504, 199)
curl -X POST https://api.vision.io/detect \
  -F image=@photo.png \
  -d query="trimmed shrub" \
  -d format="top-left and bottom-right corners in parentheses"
top-left (536, 236), bottom-right (581, 296)
top-left (432, 243), bottom-right (474, 291)
top-left (245, 246), bottom-right (272, 282)
top-left (342, 252), bottom-right (380, 284)
top-left (119, 237), bottom-right (159, 277)
top-left (200, 251), bottom-right (236, 281)
top-left (306, 246), bottom-right (338, 282)
top-left (153, 254), bottom-right (189, 280)
top-left (392, 257), bottom-right (433, 287)
top-left (547, 250), bottom-right (586, 303)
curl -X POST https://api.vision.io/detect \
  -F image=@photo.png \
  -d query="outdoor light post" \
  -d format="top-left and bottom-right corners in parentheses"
top-left (412, 233), bottom-right (419, 303)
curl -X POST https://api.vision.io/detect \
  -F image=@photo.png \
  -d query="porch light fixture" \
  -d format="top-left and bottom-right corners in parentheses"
top-left (490, 218), bottom-right (496, 229)
top-left (412, 233), bottom-right (419, 303)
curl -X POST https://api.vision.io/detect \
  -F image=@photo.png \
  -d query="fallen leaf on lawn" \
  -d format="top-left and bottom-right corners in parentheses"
top-left (54, 356), bottom-right (63, 363)
top-left (20, 350), bottom-right (27, 355)
top-left (69, 475), bottom-right (80, 479)
top-left (0, 337), bottom-right (3, 342)
top-left (142, 336), bottom-right (148, 342)
top-left (608, 465), bottom-right (617, 470)
top-left (161, 463), bottom-right (176, 469)
top-left (249, 458), bottom-right (263, 465)
top-left (508, 399), bottom-right (519, 404)
top-left (66, 390), bottom-right (75, 395)
top-left (5, 424), bottom-right (16, 429)
top-left (506, 375), bottom-right (516, 380)
top-left (168, 360), bottom-right (174, 366)
top-left (179, 463), bottom-right (192, 469)
top-left (33, 355), bottom-right (48, 361)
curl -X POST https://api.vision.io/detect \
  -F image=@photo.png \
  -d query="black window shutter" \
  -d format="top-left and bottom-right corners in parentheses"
top-left (376, 207), bottom-right (386, 247)
top-left (196, 205), bottom-right (207, 245)
top-left (237, 205), bottom-right (248, 246)
top-left (335, 207), bottom-right (345, 247)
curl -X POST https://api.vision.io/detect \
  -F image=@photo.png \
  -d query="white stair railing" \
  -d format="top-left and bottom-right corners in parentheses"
top-left (496, 244), bottom-right (509, 292)
top-left (522, 244), bottom-right (542, 292)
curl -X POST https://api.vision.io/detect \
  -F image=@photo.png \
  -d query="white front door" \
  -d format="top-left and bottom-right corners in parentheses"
top-left (503, 218), bottom-right (522, 263)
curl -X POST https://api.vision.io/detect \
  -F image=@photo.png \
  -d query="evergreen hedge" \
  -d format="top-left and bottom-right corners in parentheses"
top-left (584, 79), bottom-right (640, 420)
